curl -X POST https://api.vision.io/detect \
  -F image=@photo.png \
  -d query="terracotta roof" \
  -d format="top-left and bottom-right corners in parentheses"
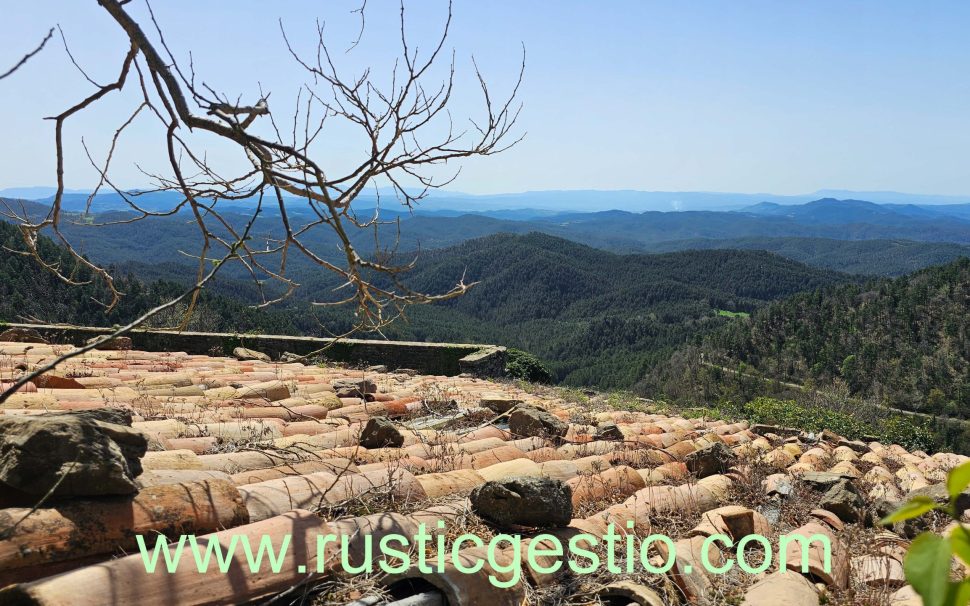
top-left (0, 341), bottom-right (961, 605)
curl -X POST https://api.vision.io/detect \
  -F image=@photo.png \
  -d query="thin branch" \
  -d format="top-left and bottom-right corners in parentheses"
top-left (0, 27), bottom-right (54, 80)
top-left (2, 0), bottom-right (523, 393)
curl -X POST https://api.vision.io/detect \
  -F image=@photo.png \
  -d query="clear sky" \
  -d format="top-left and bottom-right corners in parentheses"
top-left (2, 0), bottom-right (970, 196)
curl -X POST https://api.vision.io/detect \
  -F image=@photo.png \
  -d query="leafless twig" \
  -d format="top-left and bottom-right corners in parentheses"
top-left (0, 27), bottom-right (54, 80)
top-left (0, 0), bottom-right (523, 403)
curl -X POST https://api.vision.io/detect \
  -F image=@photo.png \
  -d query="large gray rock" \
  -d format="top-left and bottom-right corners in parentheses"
top-left (0, 327), bottom-right (48, 343)
top-left (684, 442), bottom-right (738, 478)
top-left (799, 471), bottom-right (856, 491)
top-left (480, 394), bottom-right (523, 414)
top-left (470, 476), bottom-right (572, 529)
top-left (819, 479), bottom-right (864, 523)
top-left (64, 407), bottom-right (134, 427)
top-left (332, 378), bottom-right (377, 398)
top-left (594, 422), bottom-right (625, 441)
top-left (837, 438), bottom-right (869, 454)
top-left (359, 417), bottom-right (405, 448)
top-left (508, 406), bottom-right (568, 439)
top-left (875, 491), bottom-right (946, 539)
top-left (750, 424), bottom-right (800, 438)
top-left (0, 409), bottom-right (147, 499)
top-left (232, 347), bottom-right (271, 362)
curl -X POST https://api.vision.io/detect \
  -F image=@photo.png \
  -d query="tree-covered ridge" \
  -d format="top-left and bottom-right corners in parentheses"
top-left (0, 223), bottom-right (852, 392)
top-left (642, 236), bottom-right (970, 276)
top-left (669, 257), bottom-right (970, 417)
top-left (401, 233), bottom-right (850, 315)
top-left (9, 195), bottom-right (970, 279)
top-left (379, 233), bottom-right (853, 388)
top-left (0, 220), bottom-right (299, 334)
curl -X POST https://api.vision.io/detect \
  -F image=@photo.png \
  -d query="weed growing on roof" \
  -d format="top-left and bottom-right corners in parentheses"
top-left (511, 380), bottom-right (590, 406)
top-left (65, 367), bottom-right (94, 378)
top-left (524, 551), bottom-right (684, 606)
top-left (827, 524), bottom-right (907, 606)
top-left (413, 381), bottom-right (463, 409)
top-left (313, 457), bottom-right (423, 519)
top-left (603, 391), bottom-right (652, 413)
top-left (516, 382), bottom-right (669, 420)
top-left (440, 407), bottom-right (494, 431)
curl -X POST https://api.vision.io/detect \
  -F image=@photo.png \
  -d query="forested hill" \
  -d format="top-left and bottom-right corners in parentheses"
top-left (0, 219), bottom-right (855, 391)
top-left (7, 196), bottom-right (970, 278)
top-left (380, 233), bottom-right (853, 387)
top-left (652, 257), bottom-right (970, 417)
top-left (401, 233), bottom-right (848, 316)
top-left (641, 237), bottom-right (970, 277)
top-left (0, 220), bottom-right (299, 334)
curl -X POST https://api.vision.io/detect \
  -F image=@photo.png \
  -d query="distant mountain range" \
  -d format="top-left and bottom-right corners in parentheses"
top-left (740, 198), bottom-right (970, 223)
top-left (641, 237), bottom-right (970, 277)
top-left (3, 195), bottom-right (969, 277)
top-left (6, 187), bottom-right (970, 213)
top-left (3, 194), bottom-right (967, 405)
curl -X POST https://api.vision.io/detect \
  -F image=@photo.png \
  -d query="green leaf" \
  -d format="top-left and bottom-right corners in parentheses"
top-left (947, 580), bottom-right (970, 606)
top-left (905, 533), bottom-right (954, 606)
top-left (881, 496), bottom-right (939, 525)
top-left (949, 461), bottom-right (970, 500)
top-left (952, 526), bottom-right (970, 568)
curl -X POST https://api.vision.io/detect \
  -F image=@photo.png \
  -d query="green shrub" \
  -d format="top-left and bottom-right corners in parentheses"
top-left (505, 348), bottom-right (553, 384)
top-left (741, 396), bottom-right (870, 439)
top-left (695, 396), bottom-right (934, 452)
top-left (880, 415), bottom-right (936, 452)
top-left (605, 391), bottom-right (650, 412)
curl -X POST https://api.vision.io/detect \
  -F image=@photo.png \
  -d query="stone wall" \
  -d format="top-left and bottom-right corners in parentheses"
top-left (3, 323), bottom-right (507, 378)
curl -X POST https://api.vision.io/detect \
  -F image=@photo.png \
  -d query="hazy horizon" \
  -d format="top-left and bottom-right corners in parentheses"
top-left (6, 185), bottom-right (970, 214)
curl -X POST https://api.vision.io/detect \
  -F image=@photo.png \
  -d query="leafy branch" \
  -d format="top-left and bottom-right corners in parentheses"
top-left (882, 461), bottom-right (970, 606)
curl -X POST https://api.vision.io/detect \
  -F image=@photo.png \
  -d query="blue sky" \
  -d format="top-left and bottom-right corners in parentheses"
top-left (2, 1), bottom-right (970, 196)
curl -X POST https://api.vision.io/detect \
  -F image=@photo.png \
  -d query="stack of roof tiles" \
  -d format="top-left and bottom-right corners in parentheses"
top-left (0, 340), bottom-right (959, 605)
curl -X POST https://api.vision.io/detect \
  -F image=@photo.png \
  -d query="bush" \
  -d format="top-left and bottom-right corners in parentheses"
top-left (505, 348), bottom-right (553, 383)
top-left (694, 396), bottom-right (935, 452)
top-left (880, 415), bottom-right (936, 452)
top-left (740, 396), bottom-right (867, 438)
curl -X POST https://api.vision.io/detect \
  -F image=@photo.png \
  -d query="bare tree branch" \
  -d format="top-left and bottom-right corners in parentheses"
top-left (0, 0), bottom-right (523, 404)
top-left (0, 27), bottom-right (54, 80)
